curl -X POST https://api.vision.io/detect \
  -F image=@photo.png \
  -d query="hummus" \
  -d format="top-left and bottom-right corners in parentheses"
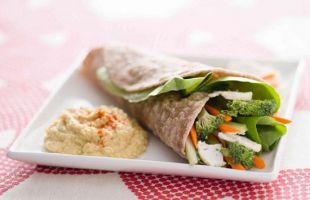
top-left (44, 106), bottom-right (148, 158)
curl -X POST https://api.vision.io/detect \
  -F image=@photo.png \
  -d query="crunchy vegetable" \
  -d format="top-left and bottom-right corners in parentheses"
top-left (190, 126), bottom-right (198, 148)
top-left (221, 122), bottom-right (247, 135)
top-left (223, 115), bottom-right (232, 122)
top-left (221, 142), bottom-right (255, 169)
top-left (272, 115), bottom-right (292, 124)
top-left (195, 109), bottom-right (223, 141)
top-left (185, 137), bottom-right (198, 165)
top-left (253, 155), bottom-right (265, 169)
top-left (224, 157), bottom-right (246, 170)
top-left (218, 124), bottom-right (240, 133)
top-left (237, 116), bottom-right (287, 151)
top-left (222, 99), bottom-right (277, 117)
top-left (202, 76), bottom-right (281, 112)
top-left (205, 104), bottom-right (232, 122)
top-left (262, 72), bottom-right (277, 80)
top-left (261, 72), bottom-right (279, 88)
top-left (205, 104), bottom-right (220, 116)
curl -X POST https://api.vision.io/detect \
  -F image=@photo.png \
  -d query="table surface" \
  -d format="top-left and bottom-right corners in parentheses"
top-left (0, 0), bottom-right (310, 199)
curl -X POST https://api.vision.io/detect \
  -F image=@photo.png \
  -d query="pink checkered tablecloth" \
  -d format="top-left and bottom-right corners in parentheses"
top-left (1, 0), bottom-right (310, 199)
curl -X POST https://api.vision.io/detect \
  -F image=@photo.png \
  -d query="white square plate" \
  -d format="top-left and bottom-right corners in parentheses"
top-left (8, 53), bottom-right (305, 182)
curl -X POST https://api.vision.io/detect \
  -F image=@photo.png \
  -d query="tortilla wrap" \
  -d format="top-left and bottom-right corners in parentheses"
top-left (81, 45), bottom-right (262, 157)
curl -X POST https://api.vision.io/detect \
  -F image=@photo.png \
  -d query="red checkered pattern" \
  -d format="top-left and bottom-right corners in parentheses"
top-left (120, 169), bottom-right (310, 200)
top-left (0, 149), bottom-right (35, 195)
top-left (35, 166), bottom-right (109, 175)
top-left (1, 0), bottom-right (310, 199)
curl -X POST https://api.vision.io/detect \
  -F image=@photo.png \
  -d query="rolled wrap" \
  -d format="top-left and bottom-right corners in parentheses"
top-left (81, 45), bottom-right (261, 157)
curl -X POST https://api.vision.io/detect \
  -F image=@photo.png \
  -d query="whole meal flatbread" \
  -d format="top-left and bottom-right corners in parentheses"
top-left (81, 44), bottom-right (263, 157)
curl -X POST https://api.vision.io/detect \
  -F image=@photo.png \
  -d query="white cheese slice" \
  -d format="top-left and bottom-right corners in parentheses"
top-left (197, 142), bottom-right (226, 167)
top-left (208, 91), bottom-right (253, 101)
top-left (217, 132), bottom-right (262, 152)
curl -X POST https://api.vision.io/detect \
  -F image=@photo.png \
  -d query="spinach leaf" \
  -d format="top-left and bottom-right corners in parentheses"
top-left (237, 116), bottom-right (286, 152)
top-left (96, 68), bottom-right (212, 102)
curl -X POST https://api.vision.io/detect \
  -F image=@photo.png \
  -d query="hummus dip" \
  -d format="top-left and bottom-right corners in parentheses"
top-left (44, 106), bottom-right (148, 158)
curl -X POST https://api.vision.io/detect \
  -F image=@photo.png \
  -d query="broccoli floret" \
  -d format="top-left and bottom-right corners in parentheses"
top-left (221, 142), bottom-right (255, 169)
top-left (221, 99), bottom-right (277, 117)
top-left (195, 109), bottom-right (223, 141)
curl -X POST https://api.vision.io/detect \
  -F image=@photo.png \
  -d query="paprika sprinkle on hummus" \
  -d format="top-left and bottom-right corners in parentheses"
top-left (44, 106), bottom-right (148, 158)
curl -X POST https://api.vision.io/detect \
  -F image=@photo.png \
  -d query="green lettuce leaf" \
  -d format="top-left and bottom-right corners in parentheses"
top-left (97, 68), bottom-right (280, 112)
top-left (201, 76), bottom-right (281, 112)
top-left (96, 68), bottom-right (212, 102)
top-left (237, 116), bottom-right (287, 152)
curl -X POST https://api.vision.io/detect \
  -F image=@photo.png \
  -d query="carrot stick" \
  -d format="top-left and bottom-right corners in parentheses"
top-left (262, 72), bottom-right (277, 81)
top-left (224, 157), bottom-right (245, 170)
top-left (253, 155), bottom-right (265, 169)
top-left (223, 115), bottom-right (232, 122)
top-left (190, 126), bottom-right (198, 148)
top-left (219, 124), bottom-right (240, 133)
top-left (205, 105), bottom-right (231, 122)
top-left (205, 105), bottom-right (220, 116)
top-left (272, 115), bottom-right (292, 124)
top-left (261, 73), bottom-right (279, 88)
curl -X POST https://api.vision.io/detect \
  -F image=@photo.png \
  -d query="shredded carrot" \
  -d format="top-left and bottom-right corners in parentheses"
top-left (261, 73), bottom-right (279, 88)
top-left (223, 115), bottom-right (232, 122)
top-left (231, 163), bottom-right (246, 170)
top-left (205, 104), bottom-right (232, 122)
top-left (272, 115), bottom-right (292, 124)
top-left (262, 72), bottom-right (277, 81)
top-left (267, 79), bottom-right (280, 88)
top-left (219, 124), bottom-right (240, 133)
top-left (205, 105), bottom-right (220, 116)
top-left (253, 155), bottom-right (265, 169)
top-left (225, 157), bottom-right (245, 170)
top-left (190, 126), bottom-right (198, 148)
